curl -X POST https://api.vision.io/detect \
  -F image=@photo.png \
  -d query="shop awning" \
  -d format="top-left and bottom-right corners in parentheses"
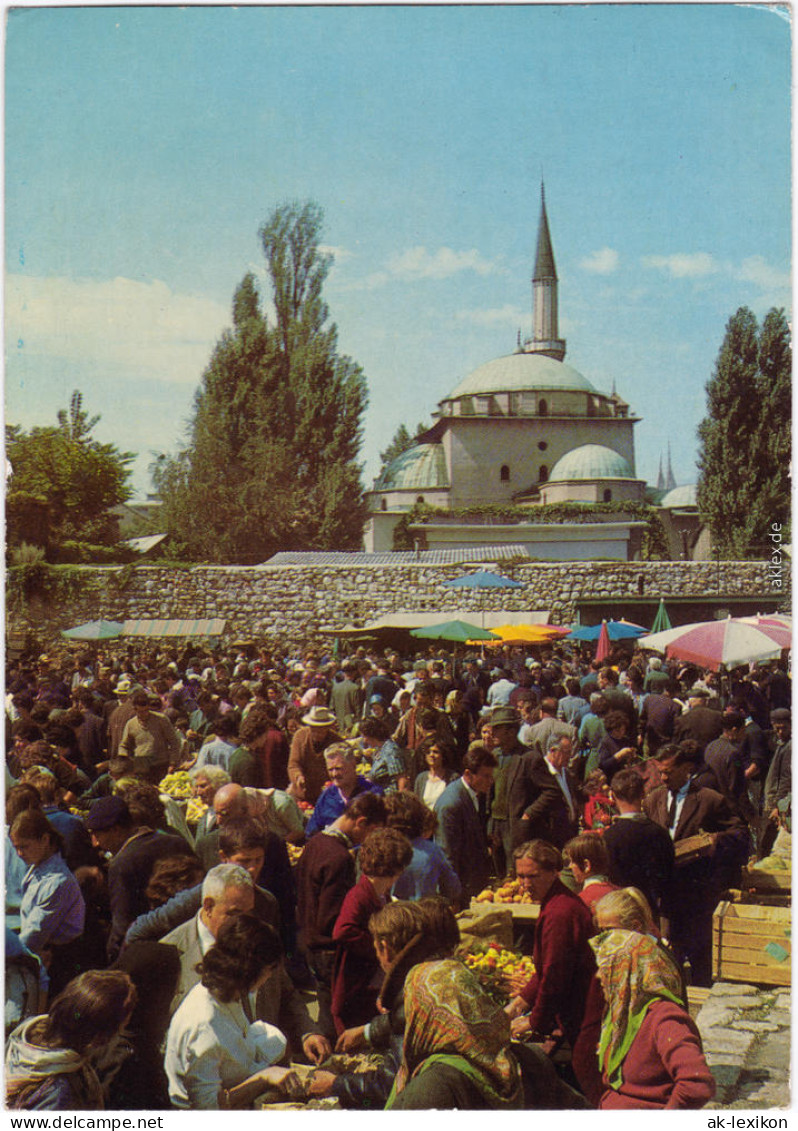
top-left (121, 618), bottom-right (226, 638)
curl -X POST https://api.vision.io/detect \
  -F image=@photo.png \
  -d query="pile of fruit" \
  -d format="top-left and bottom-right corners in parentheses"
top-left (464, 944), bottom-right (535, 1001)
top-left (158, 771), bottom-right (194, 800)
top-left (287, 843), bottom-right (305, 866)
top-left (474, 878), bottom-right (534, 904)
top-left (185, 797), bottom-right (207, 825)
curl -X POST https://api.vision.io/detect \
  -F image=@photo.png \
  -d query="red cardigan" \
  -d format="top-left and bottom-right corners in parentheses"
top-left (520, 877), bottom-right (595, 1045)
top-left (598, 999), bottom-right (716, 1109)
top-left (330, 874), bottom-right (383, 1034)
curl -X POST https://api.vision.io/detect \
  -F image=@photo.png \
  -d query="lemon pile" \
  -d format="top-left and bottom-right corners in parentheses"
top-left (158, 771), bottom-right (194, 800)
top-left (287, 844), bottom-right (305, 865)
top-left (185, 797), bottom-right (207, 825)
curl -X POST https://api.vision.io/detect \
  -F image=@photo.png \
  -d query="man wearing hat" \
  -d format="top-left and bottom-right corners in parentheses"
top-left (488, 705), bottom-right (539, 874)
top-left (86, 795), bottom-right (196, 962)
top-left (673, 686), bottom-right (724, 751)
top-left (287, 706), bottom-right (343, 805)
top-left (106, 677), bottom-right (138, 758)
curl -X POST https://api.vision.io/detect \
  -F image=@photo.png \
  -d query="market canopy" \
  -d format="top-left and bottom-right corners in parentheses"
top-left (567, 619), bottom-right (647, 642)
top-left (485, 623), bottom-right (570, 644)
top-left (441, 570), bottom-right (524, 591)
top-left (410, 620), bottom-right (499, 643)
top-left (121, 618), bottom-right (226, 638)
top-left (61, 620), bottom-right (124, 640)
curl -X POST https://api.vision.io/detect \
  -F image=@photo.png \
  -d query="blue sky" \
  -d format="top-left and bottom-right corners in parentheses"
top-left (5, 4), bottom-right (791, 501)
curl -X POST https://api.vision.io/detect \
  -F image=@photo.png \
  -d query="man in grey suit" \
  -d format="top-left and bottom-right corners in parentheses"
top-left (162, 864), bottom-right (329, 1064)
top-left (434, 744), bottom-right (497, 903)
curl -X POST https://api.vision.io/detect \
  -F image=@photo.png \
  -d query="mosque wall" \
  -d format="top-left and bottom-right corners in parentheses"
top-left (8, 559), bottom-right (788, 653)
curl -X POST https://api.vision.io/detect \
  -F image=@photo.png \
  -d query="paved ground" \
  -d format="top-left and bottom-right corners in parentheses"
top-left (696, 983), bottom-right (791, 1109)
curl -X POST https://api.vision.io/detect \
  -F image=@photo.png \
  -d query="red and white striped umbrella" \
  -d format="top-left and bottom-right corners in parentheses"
top-left (639, 617), bottom-right (789, 671)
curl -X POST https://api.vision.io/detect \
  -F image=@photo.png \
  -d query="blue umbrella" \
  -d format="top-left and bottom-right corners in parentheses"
top-left (61, 619), bottom-right (124, 640)
top-left (441, 570), bottom-right (523, 590)
top-left (567, 619), bottom-right (647, 642)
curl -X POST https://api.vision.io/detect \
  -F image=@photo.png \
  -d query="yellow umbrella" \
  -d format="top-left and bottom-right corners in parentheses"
top-left (481, 623), bottom-right (570, 645)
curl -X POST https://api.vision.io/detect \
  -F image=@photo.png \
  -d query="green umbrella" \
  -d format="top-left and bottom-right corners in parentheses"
top-left (61, 619), bottom-right (124, 640)
top-left (651, 599), bottom-right (672, 634)
top-left (410, 620), bottom-right (500, 642)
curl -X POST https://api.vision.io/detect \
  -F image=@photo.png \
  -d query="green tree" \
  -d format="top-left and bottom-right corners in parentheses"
top-left (379, 421), bottom-right (428, 468)
top-left (6, 391), bottom-right (134, 561)
top-left (154, 202), bottom-right (369, 563)
top-left (697, 306), bottom-right (791, 557)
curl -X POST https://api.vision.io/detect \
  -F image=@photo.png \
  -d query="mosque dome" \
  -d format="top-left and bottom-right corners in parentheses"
top-left (443, 352), bottom-right (597, 401)
top-left (374, 443), bottom-right (449, 491)
top-left (660, 483), bottom-right (697, 508)
top-left (549, 444), bottom-right (633, 481)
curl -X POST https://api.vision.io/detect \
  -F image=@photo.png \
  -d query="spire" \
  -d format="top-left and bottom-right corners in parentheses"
top-left (533, 182), bottom-right (557, 282)
top-left (666, 442), bottom-right (677, 491)
top-left (656, 454), bottom-right (665, 491)
top-left (526, 182), bottom-right (566, 362)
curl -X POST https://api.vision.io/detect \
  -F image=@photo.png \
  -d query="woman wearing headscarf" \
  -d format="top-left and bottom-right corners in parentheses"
top-left (385, 958), bottom-right (523, 1110)
top-left (6, 970), bottom-right (136, 1109)
top-left (590, 928), bottom-right (715, 1109)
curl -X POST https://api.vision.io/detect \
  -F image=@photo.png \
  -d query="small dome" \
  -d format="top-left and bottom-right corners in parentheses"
top-left (375, 443), bottom-right (449, 491)
top-left (660, 484), bottom-right (697, 508)
top-left (443, 352), bottom-right (597, 400)
top-left (550, 444), bottom-right (633, 481)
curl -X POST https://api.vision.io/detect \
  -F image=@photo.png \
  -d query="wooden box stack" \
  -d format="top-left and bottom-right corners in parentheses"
top-left (712, 899), bottom-right (791, 987)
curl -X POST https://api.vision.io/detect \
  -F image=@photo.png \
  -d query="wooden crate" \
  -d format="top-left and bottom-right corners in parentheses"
top-left (712, 899), bottom-right (791, 987)
top-left (469, 899), bottom-right (540, 921)
top-left (740, 865), bottom-right (791, 893)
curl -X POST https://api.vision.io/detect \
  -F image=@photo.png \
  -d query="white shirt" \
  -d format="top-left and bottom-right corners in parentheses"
top-left (165, 983), bottom-right (286, 1109)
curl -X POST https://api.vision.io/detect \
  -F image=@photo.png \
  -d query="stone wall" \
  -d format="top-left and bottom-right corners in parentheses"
top-left (7, 558), bottom-right (788, 652)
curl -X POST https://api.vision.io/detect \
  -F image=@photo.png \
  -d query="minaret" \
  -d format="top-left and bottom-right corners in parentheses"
top-left (665, 442), bottom-right (677, 491)
top-left (656, 455), bottom-right (665, 491)
top-left (526, 183), bottom-right (566, 361)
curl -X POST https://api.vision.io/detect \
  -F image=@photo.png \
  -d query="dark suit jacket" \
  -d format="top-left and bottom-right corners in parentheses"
top-left (107, 828), bottom-right (196, 961)
top-left (674, 705), bottom-right (724, 751)
top-left (522, 752), bottom-right (580, 849)
top-left (603, 813), bottom-right (675, 915)
top-left (434, 778), bottom-right (491, 899)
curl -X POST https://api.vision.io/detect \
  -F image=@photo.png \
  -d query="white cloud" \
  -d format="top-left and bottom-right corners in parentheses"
top-left (318, 243), bottom-right (355, 265)
top-left (580, 247), bottom-right (619, 275)
top-left (386, 245), bottom-right (499, 281)
top-left (642, 252), bottom-right (719, 278)
top-left (456, 303), bottom-right (527, 328)
top-left (6, 274), bottom-right (230, 384)
top-left (735, 255), bottom-right (791, 292)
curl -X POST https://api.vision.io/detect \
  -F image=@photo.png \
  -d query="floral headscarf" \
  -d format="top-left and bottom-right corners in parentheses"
top-left (387, 959), bottom-right (522, 1109)
top-left (590, 929), bottom-right (685, 1090)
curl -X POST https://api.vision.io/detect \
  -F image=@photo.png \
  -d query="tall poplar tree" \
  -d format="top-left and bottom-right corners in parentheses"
top-left (154, 202), bottom-right (369, 563)
top-left (697, 306), bottom-right (791, 558)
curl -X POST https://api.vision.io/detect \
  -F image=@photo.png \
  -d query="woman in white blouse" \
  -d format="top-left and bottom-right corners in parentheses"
top-left (165, 915), bottom-right (294, 1109)
top-left (413, 738), bottom-right (458, 810)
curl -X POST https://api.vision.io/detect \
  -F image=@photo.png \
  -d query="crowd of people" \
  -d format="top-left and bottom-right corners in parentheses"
top-left (3, 636), bottom-right (791, 1111)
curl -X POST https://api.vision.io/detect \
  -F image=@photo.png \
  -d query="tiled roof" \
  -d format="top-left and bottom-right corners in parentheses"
top-left (263, 545), bottom-right (530, 567)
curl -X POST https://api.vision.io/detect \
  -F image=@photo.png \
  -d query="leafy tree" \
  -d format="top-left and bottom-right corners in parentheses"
top-left (379, 421), bottom-right (428, 468)
top-left (6, 391), bottom-right (134, 561)
top-left (697, 306), bottom-right (791, 557)
top-left (154, 201), bottom-right (369, 563)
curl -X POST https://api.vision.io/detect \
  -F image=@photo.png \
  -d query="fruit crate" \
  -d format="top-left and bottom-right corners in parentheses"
top-left (712, 898), bottom-right (791, 987)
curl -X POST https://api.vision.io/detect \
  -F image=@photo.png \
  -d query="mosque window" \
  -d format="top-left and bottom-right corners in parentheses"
top-left (539, 465), bottom-right (549, 483)
top-left (381, 499), bottom-right (387, 511)
top-left (538, 399), bottom-right (548, 417)
top-left (500, 465), bottom-right (510, 482)
top-left (538, 441), bottom-right (548, 451)
top-left (603, 488), bottom-right (612, 502)
top-left (460, 397), bottom-right (474, 416)
top-left (416, 495), bottom-right (425, 504)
